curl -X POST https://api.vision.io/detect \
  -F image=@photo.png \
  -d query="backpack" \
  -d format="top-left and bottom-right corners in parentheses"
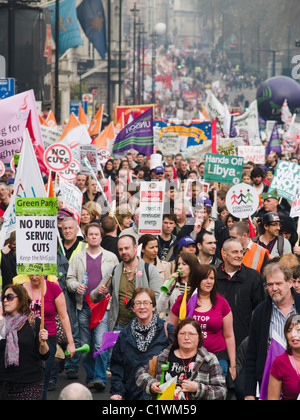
top-left (252, 235), bottom-right (284, 256)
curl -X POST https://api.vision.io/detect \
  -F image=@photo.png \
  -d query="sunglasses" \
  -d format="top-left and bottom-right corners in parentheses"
top-left (3, 293), bottom-right (18, 302)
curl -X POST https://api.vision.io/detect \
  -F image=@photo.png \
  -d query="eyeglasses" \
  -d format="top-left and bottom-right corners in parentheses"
top-left (178, 332), bottom-right (198, 338)
top-left (3, 293), bottom-right (18, 302)
top-left (133, 301), bottom-right (153, 308)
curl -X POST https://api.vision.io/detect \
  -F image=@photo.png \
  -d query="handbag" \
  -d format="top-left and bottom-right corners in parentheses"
top-left (56, 315), bottom-right (67, 346)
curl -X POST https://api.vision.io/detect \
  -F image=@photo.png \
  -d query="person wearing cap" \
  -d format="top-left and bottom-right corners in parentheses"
top-left (153, 166), bottom-right (165, 181)
top-left (244, 263), bottom-right (300, 400)
top-left (254, 191), bottom-right (291, 221)
top-left (254, 212), bottom-right (292, 258)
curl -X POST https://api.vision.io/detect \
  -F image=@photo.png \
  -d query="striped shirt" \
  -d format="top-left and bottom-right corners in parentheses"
top-left (269, 300), bottom-right (296, 345)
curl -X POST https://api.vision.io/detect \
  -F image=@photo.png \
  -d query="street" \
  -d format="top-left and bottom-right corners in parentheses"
top-left (47, 364), bottom-right (111, 401)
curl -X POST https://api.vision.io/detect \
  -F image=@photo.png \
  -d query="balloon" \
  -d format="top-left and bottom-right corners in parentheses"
top-left (256, 76), bottom-right (300, 123)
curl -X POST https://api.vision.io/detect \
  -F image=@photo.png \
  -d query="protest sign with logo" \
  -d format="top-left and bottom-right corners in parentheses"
top-left (16, 197), bottom-right (57, 275)
top-left (44, 143), bottom-right (72, 172)
top-left (59, 159), bottom-right (80, 182)
top-left (139, 182), bottom-right (166, 235)
top-left (269, 160), bottom-right (300, 201)
top-left (226, 183), bottom-right (259, 218)
top-left (97, 147), bottom-right (111, 165)
top-left (204, 154), bottom-right (244, 185)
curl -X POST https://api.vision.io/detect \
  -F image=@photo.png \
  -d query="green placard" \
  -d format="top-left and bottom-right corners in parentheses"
top-left (204, 153), bottom-right (244, 185)
top-left (269, 160), bottom-right (300, 201)
top-left (16, 197), bottom-right (58, 275)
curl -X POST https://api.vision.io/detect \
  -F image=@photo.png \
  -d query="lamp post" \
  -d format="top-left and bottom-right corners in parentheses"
top-left (130, 3), bottom-right (139, 105)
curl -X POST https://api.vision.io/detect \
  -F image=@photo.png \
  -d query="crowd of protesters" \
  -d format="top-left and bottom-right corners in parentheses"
top-left (0, 144), bottom-right (300, 400)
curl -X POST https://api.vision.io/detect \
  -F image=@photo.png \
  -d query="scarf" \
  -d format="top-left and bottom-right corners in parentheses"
top-left (131, 313), bottom-right (158, 353)
top-left (4, 313), bottom-right (28, 368)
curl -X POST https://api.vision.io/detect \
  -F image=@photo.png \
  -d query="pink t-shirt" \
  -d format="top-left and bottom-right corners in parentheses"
top-left (30, 281), bottom-right (62, 336)
top-left (171, 294), bottom-right (231, 353)
top-left (270, 352), bottom-right (300, 400)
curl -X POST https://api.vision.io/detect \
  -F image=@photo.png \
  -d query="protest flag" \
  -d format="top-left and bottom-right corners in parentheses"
top-left (205, 90), bottom-right (225, 121)
top-left (59, 113), bottom-right (81, 141)
top-left (48, 0), bottom-right (83, 56)
top-left (88, 105), bottom-right (104, 137)
top-left (266, 122), bottom-right (282, 155)
top-left (259, 331), bottom-right (286, 400)
top-left (179, 284), bottom-right (187, 321)
top-left (93, 331), bottom-right (121, 358)
top-left (157, 382), bottom-right (176, 401)
top-left (78, 103), bottom-right (89, 125)
top-left (112, 108), bottom-right (154, 158)
top-left (39, 114), bottom-right (48, 126)
top-left (0, 130), bottom-right (47, 247)
top-left (77, 0), bottom-right (107, 60)
top-left (46, 110), bottom-right (57, 128)
top-left (281, 99), bottom-right (293, 126)
top-left (61, 124), bottom-right (92, 147)
top-left (248, 217), bottom-right (256, 239)
top-left (92, 121), bottom-right (115, 151)
top-left (26, 111), bottom-right (49, 176)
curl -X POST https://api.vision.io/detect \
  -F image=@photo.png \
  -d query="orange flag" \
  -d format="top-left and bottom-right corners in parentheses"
top-left (59, 113), bottom-right (80, 141)
top-left (46, 110), bottom-right (57, 128)
top-left (88, 105), bottom-right (103, 137)
top-left (39, 114), bottom-right (48, 126)
top-left (92, 121), bottom-right (115, 150)
top-left (201, 106), bottom-right (210, 120)
top-left (78, 103), bottom-right (89, 125)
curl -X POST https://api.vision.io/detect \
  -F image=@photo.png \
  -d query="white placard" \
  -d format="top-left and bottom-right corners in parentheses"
top-left (226, 183), bottom-right (259, 219)
top-left (139, 181), bottom-right (166, 235)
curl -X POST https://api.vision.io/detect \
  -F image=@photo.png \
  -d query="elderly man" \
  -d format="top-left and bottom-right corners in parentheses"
top-left (244, 263), bottom-right (300, 400)
top-left (217, 238), bottom-right (265, 349)
top-left (90, 235), bottom-right (161, 332)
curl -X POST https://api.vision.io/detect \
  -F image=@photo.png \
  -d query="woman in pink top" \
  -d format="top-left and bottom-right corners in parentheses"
top-left (23, 275), bottom-right (75, 398)
top-left (269, 314), bottom-right (300, 400)
top-left (169, 264), bottom-right (236, 380)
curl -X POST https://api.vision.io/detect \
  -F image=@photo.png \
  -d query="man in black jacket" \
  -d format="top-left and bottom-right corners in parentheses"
top-left (217, 238), bottom-right (265, 349)
top-left (244, 262), bottom-right (300, 400)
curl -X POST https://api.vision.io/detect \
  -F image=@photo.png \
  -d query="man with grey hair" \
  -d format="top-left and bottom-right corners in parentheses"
top-left (59, 383), bottom-right (93, 400)
top-left (244, 262), bottom-right (300, 400)
top-left (217, 238), bottom-right (265, 349)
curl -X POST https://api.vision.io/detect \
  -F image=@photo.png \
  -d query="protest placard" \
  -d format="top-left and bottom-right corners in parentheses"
top-left (238, 146), bottom-right (266, 165)
top-left (226, 183), bottom-right (259, 218)
top-left (269, 160), bottom-right (300, 201)
top-left (16, 197), bottom-right (57, 275)
top-left (139, 182), bottom-right (166, 235)
top-left (204, 154), bottom-right (244, 185)
top-left (59, 179), bottom-right (82, 224)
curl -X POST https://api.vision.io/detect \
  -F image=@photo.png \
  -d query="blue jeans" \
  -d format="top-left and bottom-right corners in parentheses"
top-left (78, 303), bottom-right (110, 385)
top-left (219, 359), bottom-right (229, 379)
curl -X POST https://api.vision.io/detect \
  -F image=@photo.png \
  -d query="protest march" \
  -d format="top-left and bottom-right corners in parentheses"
top-left (1, 83), bottom-right (300, 403)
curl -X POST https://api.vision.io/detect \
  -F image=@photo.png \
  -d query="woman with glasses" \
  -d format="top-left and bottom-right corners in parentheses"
top-left (268, 314), bottom-right (300, 400)
top-left (168, 264), bottom-right (236, 381)
top-left (136, 318), bottom-right (227, 400)
top-left (0, 284), bottom-right (49, 400)
top-left (110, 286), bottom-right (174, 400)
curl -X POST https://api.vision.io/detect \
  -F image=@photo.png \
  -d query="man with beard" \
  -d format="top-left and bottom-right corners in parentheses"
top-left (90, 235), bottom-right (161, 332)
top-left (250, 167), bottom-right (269, 196)
top-left (244, 263), bottom-right (300, 400)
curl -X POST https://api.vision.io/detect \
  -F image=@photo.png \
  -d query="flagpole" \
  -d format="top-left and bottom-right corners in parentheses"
top-left (107, 0), bottom-right (111, 117)
top-left (55, 0), bottom-right (59, 123)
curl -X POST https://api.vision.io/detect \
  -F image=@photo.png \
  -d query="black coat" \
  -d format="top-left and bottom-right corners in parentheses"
top-left (217, 264), bottom-right (265, 349)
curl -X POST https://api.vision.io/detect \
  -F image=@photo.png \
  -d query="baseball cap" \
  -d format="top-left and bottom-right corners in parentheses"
top-left (154, 166), bottom-right (165, 174)
top-left (195, 196), bottom-right (212, 209)
top-left (261, 191), bottom-right (279, 201)
top-left (178, 236), bottom-right (196, 250)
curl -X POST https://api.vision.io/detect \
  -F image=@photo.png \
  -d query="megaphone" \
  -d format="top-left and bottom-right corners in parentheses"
top-left (160, 270), bottom-right (182, 294)
top-left (65, 343), bottom-right (90, 357)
